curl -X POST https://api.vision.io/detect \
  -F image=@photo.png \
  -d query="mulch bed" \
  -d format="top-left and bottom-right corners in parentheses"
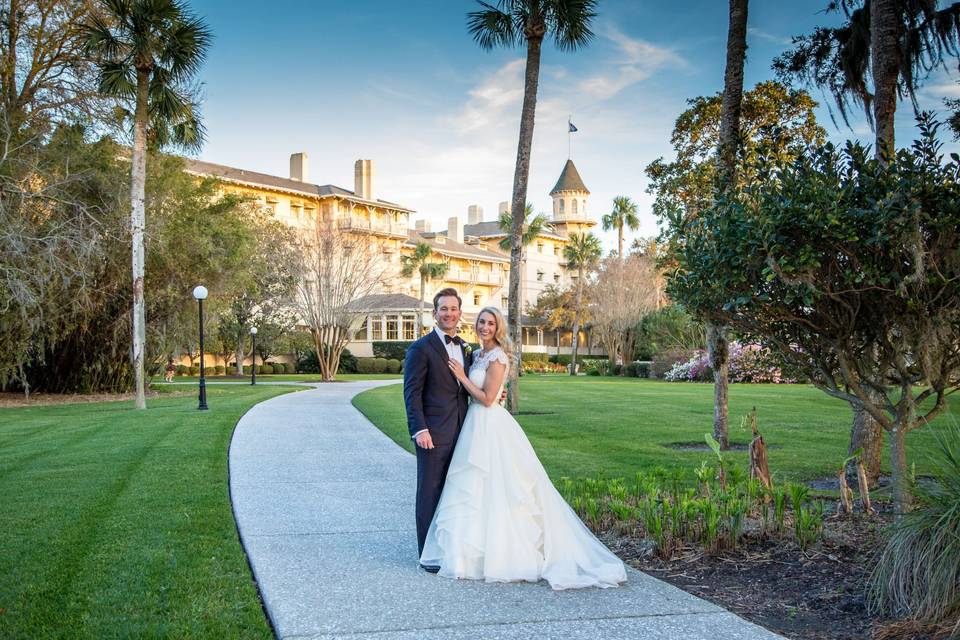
top-left (0, 389), bottom-right (192, 408)
top-left (601, 512), bottom-right (933, 640)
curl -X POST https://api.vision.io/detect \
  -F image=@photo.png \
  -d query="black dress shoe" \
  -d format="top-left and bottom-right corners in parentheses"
top-left (420, 564), bottom-right (440, 574)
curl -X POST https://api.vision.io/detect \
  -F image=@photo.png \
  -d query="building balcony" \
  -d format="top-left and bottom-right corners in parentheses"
top-left (337, 217), bottom-right (408, 238)
top-left (444, 269), bottom-right (505, 286)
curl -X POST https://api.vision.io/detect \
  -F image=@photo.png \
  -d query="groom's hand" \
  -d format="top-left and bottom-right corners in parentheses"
top-left (415, 431), bottom-right (435, 450)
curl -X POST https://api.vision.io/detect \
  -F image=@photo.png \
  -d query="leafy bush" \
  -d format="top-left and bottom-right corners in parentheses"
top-left (663, 344), bottom-right (795, 383)
top-left (188, 366), bottom-right (199, 376)
top-left (258, 364), bottom-right (274, 375)
top-left (356, 358), bottom-right (376, 373)
top-left (634, 306), bottom-right (705, 361)
top-left (372, 341), bottom-right (413, 360)
top-left (869, 424), bottom-right (960, 629)
top-left (521, 352), bottom-right (549, 363)
top-left (385, 359), bottom-right (402, 373)
top-left (581, 359), bottom-right (612, 376)
top-left (214, 366), bottom-right (225, 375)
top-left (174, 365), bottom-right (188, 375)
top-left (623, 361), bottom-right (651, 378)
top-left (550, 354), bottom-right (607, 366)
top-left (298, 348), bottom-right (357, 374)
top-left (651, 348), bottom-right (689, 379)
top-left (203, 367), bottom-right (216, 377)
top-left (372, 358), bottom-right (388, 373)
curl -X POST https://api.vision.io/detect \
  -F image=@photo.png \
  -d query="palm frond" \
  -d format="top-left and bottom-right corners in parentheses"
top-left (98, 61), bottom-right (137, 97)
top-left (549, 0), bottom-right (598, 52)
top-left (467, 1), bottom-right (520, 50)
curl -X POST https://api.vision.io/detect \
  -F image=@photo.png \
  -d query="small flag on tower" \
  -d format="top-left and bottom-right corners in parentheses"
top-left (568, 120), bottom-right (578, 133)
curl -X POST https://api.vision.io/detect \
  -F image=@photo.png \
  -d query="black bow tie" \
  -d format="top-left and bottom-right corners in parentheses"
top-left (444, 334), bottom-right (462, 346)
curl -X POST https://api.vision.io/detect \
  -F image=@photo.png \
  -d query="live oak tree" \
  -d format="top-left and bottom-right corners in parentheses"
top-left (670, 117), bottom-right (960, 513)
top-left (468, 0), bottom-right (597, 412)
top-left (84, 0), bottom-right (211, 409)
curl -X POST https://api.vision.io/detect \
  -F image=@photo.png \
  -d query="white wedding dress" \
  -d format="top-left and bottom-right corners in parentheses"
top-left (419, 346), bottom-right (627, 590)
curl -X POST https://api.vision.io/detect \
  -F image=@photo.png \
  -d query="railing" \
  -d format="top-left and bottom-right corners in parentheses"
top-left (444, 269), bottom-right (505, 285)
top-left (337, 217), bottom-right (408, 237)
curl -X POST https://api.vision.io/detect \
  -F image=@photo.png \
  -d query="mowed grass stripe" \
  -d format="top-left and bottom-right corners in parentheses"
top-left (0, 385), bottom-right (296, 639)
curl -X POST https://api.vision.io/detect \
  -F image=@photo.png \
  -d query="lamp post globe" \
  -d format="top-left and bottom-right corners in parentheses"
top-left (250, 326), bottom-right (258, 386)
top-left (193, 285), bottom-right (209, 410)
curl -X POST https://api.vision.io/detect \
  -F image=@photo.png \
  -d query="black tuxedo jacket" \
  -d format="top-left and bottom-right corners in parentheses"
top-left (403, 331), bottom-right (471, 446)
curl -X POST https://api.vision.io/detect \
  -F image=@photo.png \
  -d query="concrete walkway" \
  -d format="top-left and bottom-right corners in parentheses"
top-left (229, 381), bottom-right (784, 640)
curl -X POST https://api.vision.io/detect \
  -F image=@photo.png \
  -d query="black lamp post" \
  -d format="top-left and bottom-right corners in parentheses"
top-left (249, 326), bottom-right (258, 385)
top-left (193, 285), bottom-right (209, 411)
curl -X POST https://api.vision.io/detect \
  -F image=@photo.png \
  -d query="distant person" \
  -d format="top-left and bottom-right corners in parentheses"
top-left (164, 359), bottom-right (175, 383)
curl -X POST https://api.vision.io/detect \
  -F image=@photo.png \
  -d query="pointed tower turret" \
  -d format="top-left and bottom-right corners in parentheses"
top-left (549, 159), bottom-right (595, 238)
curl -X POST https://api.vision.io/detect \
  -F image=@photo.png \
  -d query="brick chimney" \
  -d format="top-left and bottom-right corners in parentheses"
top-left (414, 219), bottom-right (431, 233)
top-left (448, 216), bottom-right (463, 243)
top-left (467, 204), bottom-right (483, 224)
top-left (354, 159), bottom-right (375, 201)
top-left (498, 201), bottom-right (511, 215)
top-left (290, 152), bottom-right (309, 182)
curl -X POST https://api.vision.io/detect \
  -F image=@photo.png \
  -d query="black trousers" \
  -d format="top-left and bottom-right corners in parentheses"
top-left (415, 441), bottom-right (455, 557)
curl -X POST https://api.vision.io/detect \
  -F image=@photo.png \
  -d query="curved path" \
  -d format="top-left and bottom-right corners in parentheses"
top-left (229, 381), bottom-right (783, 640)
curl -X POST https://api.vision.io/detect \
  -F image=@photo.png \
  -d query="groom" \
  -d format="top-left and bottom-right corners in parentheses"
top-left (403, 287), bottom-right (470, 568)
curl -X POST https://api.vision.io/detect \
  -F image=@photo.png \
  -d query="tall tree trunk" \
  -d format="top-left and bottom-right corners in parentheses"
top-left (870, 0), bottom-right (899, 162)
top-left (130, 70), bottom-right (150, 410)
top-left (235, 336), bottom-right (245, 376)
top-left (848, 399), bottom-right (883, 486)
top-left (506, 33), bottom-right (543, 413)
top-left (718, 0), bottom-right (749, 187)
top-left (417, 273), bottom-right (425, 338)
top-left (706, 323), bottom-right (730, 449)
top-left (617, 226), bottom-right (624, 258)
top-left (889, 419), bottom-right (911, 515)
top-left (709, 0), bottom-right (748, 449)
top-left (570, 266), bottom-right (583, 376)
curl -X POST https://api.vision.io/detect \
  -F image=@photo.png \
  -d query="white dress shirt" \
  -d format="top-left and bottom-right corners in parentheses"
top-left (412, 328), bottom-right (464, 441)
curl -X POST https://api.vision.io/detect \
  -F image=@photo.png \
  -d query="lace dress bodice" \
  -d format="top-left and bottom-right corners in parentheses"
top-left (468, 347), bottom-right (510, 394)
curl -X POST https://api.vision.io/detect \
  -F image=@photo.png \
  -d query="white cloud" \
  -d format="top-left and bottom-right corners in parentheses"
top-left (576, 25), bottom-right (687, 101)
top-left (747, 27), bottom-right (791, 47)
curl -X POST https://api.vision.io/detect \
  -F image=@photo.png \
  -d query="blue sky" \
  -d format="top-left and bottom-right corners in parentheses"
top-left (190, 0), bottom-right (959, 250)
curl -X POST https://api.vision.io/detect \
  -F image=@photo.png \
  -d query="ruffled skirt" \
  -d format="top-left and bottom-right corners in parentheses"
top-left (419, 403), bottom-right (627, 590)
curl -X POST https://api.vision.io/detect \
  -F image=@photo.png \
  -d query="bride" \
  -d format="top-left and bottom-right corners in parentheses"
top-left (419, 306), bottom-right (627, 590)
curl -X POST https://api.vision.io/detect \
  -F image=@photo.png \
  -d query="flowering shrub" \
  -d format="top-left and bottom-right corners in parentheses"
top-left (522, 361), bottom-right (566, 374)
top-left (662, 343), bottom-right (795, 383)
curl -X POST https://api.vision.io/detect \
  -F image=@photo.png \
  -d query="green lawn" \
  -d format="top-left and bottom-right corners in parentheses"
top-left (352, 377), bottom-right (956, 487)
top-left (0, 384), bottom-right (301, 639)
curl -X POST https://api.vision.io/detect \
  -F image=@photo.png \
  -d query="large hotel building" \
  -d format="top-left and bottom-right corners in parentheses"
top-left (186, 153), bottom-right (602, 358)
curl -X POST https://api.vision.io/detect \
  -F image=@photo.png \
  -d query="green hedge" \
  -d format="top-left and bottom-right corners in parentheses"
top-left (356, 358), bottom-right (375, 373)
top-left (372, 341), bottom-right (413, 360)
top-left (385, 359), bottom-right (402, 373)
top-left (521, 352), bottom-right (549, 363)
top-left (258, 364), bottom-right (274, 375)
top-left (549, 354), bottom-right (608, 366)
top-left (214, 366), bottom-right (225, 375)
top-left (175, 365), bottom-right (188, 375)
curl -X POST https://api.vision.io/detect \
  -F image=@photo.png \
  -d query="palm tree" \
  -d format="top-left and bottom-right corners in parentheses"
top-left (563, 232), bottom-right (601, 375)
top-left (602, 196), bottom-right (640, 258)
top-left (401, 242), bottom-right (449, 338)
top-left (774, 0), bottom-right (960, 159)
top-left (84, 0), bottom-right (210, 409)
top-left (709, 0), bottom-right (749, 450)
top-left (469, 0), bottom-right (597, 412)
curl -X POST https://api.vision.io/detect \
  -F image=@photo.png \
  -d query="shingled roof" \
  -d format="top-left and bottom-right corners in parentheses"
top-left (549, 159), bottom-right (589, 195)
top-left (184, 159), bottom-right (414, 213)
top-left (345, 293), bottom-right (427, 312)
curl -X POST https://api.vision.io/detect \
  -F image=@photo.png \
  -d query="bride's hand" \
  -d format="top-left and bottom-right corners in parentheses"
top-left (447, 358), bottom-right (467, 382)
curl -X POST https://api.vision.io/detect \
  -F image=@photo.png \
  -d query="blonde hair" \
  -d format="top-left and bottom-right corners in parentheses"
top-left (476, 306), bottom-right (512, 355)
